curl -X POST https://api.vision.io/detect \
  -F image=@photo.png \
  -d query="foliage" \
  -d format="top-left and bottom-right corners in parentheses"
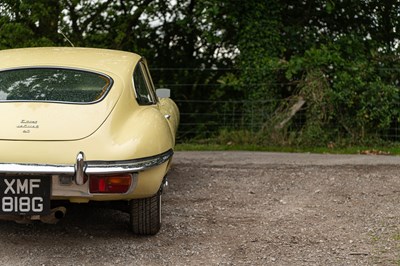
top-left (282, 37), bottom-right (400, 145)
top-left (1, 1), bottom-right (400, 145)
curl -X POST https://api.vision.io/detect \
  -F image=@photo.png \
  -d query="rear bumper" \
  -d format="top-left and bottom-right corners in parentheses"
top-left (0, 149), bottom-right (173, 202)
top-left (0, 149), bottom-right (173, 177)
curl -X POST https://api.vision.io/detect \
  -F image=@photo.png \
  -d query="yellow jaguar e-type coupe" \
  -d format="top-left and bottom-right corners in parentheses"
top-left (0, 47), bottom-right (179, 235)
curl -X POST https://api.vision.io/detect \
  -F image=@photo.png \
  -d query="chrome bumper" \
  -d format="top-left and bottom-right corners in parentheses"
top-left (0, 149), bottom-right (173, 184)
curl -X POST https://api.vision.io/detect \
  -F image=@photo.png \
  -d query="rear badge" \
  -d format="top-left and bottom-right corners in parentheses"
top-left (17, 120), bottom-right (39, 134)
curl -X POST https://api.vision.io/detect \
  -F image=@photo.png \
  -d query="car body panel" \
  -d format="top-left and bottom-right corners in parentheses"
top-left (0, 47), bottom-right (179, 206)
top-left (0, 96), bottom-right (120, 141)
top-left (0, 47), bottom-right (140, 76)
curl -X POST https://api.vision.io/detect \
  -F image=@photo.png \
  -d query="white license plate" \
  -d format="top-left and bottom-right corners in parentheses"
top-left (0, 176), bottom-right (51, 215)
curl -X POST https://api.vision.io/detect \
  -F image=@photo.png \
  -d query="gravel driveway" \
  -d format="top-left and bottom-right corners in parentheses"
top-left (0, 151), bottom-right (399, 265)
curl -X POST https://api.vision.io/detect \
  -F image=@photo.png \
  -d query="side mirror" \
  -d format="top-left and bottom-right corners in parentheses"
top-left (156, 88), bottom-right (170, 99)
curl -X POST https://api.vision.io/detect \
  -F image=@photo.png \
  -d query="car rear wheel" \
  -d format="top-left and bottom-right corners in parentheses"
top-left (129, 191), bottom-right (161, 235)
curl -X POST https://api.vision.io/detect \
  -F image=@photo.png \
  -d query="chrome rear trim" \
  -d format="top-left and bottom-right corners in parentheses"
top-left (0, 149), bottom-right (173, 176)
top-left (0, 164), bottom-right (75, 175)
top-left (75, 151), bottom-right (86, 185)
top-left (85, 149), bottom-right (173, 174)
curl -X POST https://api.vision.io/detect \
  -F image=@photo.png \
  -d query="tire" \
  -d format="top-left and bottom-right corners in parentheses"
top-left (129, 191), bottom-right (161, 235)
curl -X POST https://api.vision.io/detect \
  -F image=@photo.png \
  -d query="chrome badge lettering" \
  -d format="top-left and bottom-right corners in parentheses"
top-left (17, 120), bottom-right (39, 133)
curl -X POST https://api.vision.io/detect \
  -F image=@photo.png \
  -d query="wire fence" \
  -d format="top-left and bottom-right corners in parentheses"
top-left (150, 67), bottom-right (400, 146)
top-left (174, 99), bottom-right (400, 145)
top-left (175, 99), bottom-right (296, 142)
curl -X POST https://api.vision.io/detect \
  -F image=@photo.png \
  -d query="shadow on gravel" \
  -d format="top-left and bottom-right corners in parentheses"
top-left (0, 205), bottom-right (132, 239)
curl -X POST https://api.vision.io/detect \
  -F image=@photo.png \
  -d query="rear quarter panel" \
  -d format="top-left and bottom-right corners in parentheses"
top-left (158, 98), bottom-right (180, 143)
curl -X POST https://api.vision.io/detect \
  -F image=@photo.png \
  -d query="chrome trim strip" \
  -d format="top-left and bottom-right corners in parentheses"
top-left (0, 164), bottom-right (75, 175)
top-left (0, 149), bottom-right (173, 176)
top-left (85, 149), bottom-right (173, 174)
top-left (75, 151), bottom-right (86, 185)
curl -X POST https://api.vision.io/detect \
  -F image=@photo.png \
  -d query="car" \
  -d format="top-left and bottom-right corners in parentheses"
top-left (0, 47), bottom-right (179, 235)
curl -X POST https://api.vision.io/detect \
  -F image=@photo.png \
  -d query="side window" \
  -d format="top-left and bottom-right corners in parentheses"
top-left (133, 62), bottom-right (155, 105)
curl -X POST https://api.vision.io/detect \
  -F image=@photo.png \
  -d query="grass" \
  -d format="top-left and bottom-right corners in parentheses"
top-left (176, 142), bottom-right (400, 155)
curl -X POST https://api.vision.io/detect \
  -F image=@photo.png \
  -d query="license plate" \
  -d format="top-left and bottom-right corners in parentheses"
top-left (0, 176), bottom-right (51, 215)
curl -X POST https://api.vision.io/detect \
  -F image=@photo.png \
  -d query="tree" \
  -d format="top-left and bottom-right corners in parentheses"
top-left (0, 0), bottom-right (60, 48)
top-left (2, 0), bottom-right (400, 144)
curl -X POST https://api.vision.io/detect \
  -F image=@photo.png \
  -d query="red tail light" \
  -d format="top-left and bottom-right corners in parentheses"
top-left (89, 174), bottom-right (132, 193)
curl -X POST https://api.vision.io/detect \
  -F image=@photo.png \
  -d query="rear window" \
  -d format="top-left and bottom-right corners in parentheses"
top-left (0, 68), bottom-right (111, 103)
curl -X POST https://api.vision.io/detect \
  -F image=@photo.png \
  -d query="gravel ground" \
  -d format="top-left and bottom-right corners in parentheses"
top-left (0, 151), bottom-right (399, 265)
